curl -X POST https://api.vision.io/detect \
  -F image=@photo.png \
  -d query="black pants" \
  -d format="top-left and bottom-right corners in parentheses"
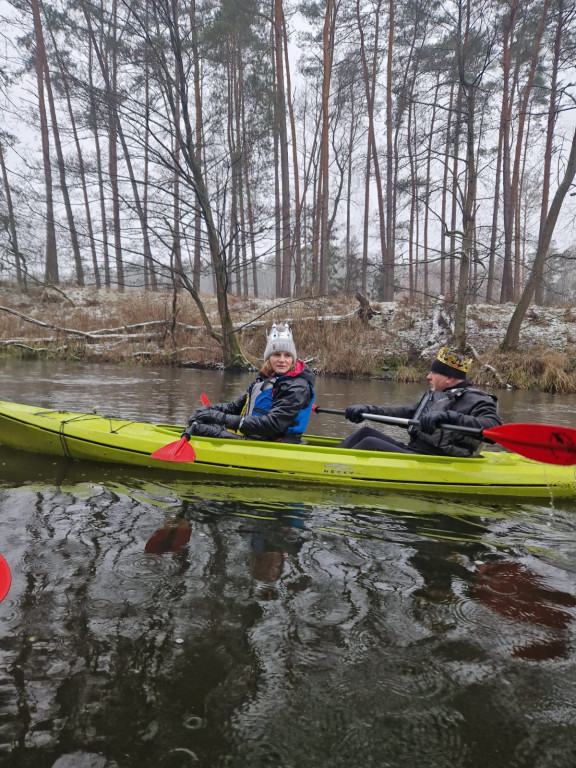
top-left (338, 426), bottom-right (419, 453)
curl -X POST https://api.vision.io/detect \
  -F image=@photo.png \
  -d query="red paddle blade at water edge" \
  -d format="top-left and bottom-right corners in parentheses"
top-left (201, 393), bottom-right (210, 406)
top-left (151, 437), bottom-right (196, 463)
top-left (0, 554), bottom-right (12, 603)
top-left (484, 423), bottom-right (576, 465)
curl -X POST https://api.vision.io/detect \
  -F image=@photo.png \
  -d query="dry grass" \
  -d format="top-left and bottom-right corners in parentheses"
top-left (2, 285), bottom-right (576, 391)
top-left (486, 348), bottom-right (576, 393)
top-left (0, 286), bottom-right (410, 376)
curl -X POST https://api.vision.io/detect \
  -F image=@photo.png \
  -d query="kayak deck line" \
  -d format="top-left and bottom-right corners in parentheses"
top-left (0, 399), bottom-right (575, 498)
top-left (2, 409), bottom-right (158, 459)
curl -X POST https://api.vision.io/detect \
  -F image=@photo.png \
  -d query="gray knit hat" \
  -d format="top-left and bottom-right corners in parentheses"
top-left (263, 322), bottom-right (297, 362)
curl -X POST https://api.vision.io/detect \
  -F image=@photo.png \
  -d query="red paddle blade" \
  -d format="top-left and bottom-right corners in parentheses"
top-left (151, 437), bottom-right (196, 462)
top-left (201, 393), bottom-right (210, 406)
top-left (0, 554), bottom-right (11, 603)
top-left (484, 423), bottom-right (576, 465)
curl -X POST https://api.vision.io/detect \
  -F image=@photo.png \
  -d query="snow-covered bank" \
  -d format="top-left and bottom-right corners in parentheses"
top-left (0, 286), bottom-right (575, 391)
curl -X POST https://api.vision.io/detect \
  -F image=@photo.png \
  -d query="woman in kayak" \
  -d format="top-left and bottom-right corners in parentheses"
top-left (183, 323), bottom-right (315, 443)
top-left (339, 347), bottom-right (501, 457)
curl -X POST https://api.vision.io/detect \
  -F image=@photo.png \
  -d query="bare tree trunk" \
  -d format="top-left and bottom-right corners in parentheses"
top-left (283, 18), bottom-right (301, 296)
top-left (344, 79), bottom-right (357, 294)
top-left (407, 97), bottom-right (416, 297)
top-left (500, 0), bottom-right (519, 303)
top-left (423, 76), bottom-right (440, 298)
top-left (449, 82), bottom-right (462, 298)
top-left (384, 0), bottom-right (395, 300)
top-left (274, 0), bottom-right (292, 297)
top-left (226, 47), bottom-right (240, 294)
top-left (171, 9), bottom-right (183, 278)
top-left (511, 0), bottom-right (550, 302)
top-left (116, 120), bottom-right (156, 286)
top-left (107, 0), bottom-right (124, 290)
top-left (502, 127), bottom-right (576, 350)
top-left (318, 0), bottom-right (336, 294)
top-left (235, 55), bottom-right (249, 297)
top-left (191, 0), bottom-right (202, 292)
top-left (142, 12), bottom-right (157, 291)
top-left (440, 82), bottom-right (455, 295)
top-left (361, 150), bottom-right (370, 295)
top-left (88, 38), bottom-right (111, 288)
top-left (357, 0), bottom-right (388, 298)
top-left (49, 28), bottom-right (98, 286)
top-left (536, 0), bottom-right (563, 305)
top-left (0, 137), bottom-right (25, 288)
top-left (274, 124), bottom-right (281, 297)
top-left (454, 2), bottom-right (478, 349)
top-left (486, 119), bottom-right (503, 303)
top-left (30, 0), bottom-right (58, 284)
top-left (239, 66), bottom-right (259, 296)
top-left (40, 15), bottom-right (84, 285)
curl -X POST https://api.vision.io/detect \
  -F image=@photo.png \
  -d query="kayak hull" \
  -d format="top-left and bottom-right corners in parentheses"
top-left (0, 400), bottom-right (574, 498)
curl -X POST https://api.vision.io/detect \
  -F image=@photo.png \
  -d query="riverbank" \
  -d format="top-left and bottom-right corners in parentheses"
top-left (1, 284), bottom-right (575, 392)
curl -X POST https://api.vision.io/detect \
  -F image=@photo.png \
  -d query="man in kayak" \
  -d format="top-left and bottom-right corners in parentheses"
top-left (183, 323), bottom-right (315, 443)
top-left (339, 347), bottom-right (501, 457)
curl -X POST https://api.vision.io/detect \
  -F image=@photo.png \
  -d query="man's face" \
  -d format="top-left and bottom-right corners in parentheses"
top-left (426, 371), bottom-right (458, 391)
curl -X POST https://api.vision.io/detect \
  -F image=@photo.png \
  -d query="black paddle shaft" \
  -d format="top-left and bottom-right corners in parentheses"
top-left (314, 407), bottom-right (487, 441)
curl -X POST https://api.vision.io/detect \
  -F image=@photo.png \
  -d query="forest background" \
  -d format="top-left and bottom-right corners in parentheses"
top-left (1, 0), bottom-right (576, 378)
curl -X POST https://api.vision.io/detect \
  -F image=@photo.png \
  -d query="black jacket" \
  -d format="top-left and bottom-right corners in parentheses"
top-left (362, 381), bottom-right (501, 457)
top-left (209, 361), bottom-right (315, 441)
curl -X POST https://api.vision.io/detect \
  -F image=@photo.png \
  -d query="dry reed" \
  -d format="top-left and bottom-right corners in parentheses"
top-left (2, 285), bottom-right (576, 392)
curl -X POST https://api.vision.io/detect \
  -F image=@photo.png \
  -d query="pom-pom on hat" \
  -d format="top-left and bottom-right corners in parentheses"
top-left (430, 347), bottom-right (473, 380)
top-left (263, 322), bottom-right (297, 362)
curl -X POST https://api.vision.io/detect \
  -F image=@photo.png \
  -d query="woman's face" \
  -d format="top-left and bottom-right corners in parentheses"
top-left (269, 351), bottom-right (294, 375)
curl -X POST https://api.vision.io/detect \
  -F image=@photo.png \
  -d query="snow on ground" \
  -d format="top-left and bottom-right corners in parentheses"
top-left (372, 301), bottom-right (576, 357)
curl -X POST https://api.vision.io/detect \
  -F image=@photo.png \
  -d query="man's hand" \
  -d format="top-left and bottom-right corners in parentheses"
top-left (419, 410), bottom-right (459, 434)
top-left (345, 405), bottom-right (371, 424)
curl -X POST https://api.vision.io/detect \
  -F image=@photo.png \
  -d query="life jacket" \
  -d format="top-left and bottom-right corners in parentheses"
top-left (408, 386), bottom-right (498, 457)
top-left (242, 375), bottom-right (315, 439)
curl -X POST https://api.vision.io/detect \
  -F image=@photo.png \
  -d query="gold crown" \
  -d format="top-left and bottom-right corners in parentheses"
top-left (437, 346), bottom-right (473, 372)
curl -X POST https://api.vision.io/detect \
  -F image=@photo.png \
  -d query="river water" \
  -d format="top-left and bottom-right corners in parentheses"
top-left (1, 359), bottom-right (576, 768)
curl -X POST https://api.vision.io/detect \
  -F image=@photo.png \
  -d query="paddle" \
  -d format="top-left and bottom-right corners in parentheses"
top-left (150, 394), bottom-right (212, 462)
top-left (0, 554), bottom-right (11, 604)
top-left (313, 407), bottom-right (576, 466)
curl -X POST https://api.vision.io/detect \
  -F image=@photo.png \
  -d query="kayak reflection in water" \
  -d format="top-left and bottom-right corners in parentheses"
top-left (471, 560), bottom-right (576, 661)
top-left (145, 517), bottom-right (192, 554)
top-left (339, 346), bottom-right (502, 456)
top-left (182, 323), bottom-right (315, 444)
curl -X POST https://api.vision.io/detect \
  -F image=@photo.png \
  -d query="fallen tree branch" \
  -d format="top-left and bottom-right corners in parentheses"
top-left (1, 342), bottom-right (69, 353)
top-left (0, 304), bottom-right (359, 341)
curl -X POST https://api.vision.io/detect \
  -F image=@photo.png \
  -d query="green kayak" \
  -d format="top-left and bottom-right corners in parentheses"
top-left (0, 400), bottom-right (574, 498)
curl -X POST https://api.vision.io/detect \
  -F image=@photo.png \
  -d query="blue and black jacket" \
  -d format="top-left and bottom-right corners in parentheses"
top-left (207, 361), bottom-right (315, 443)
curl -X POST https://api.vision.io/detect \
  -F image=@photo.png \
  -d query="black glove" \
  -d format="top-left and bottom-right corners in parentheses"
top-left (345, 405), bottom-right (371, 424)
top-left (187, 406), bottom-right (210, 425)
top-left (194, 408), bottom-right (227, 425)
top-left (419, 410), bottom-right (459, 434)
top-left (188, 422), bottom-right (229, 438)
top-left (194, 409), bottom-right (242, 431)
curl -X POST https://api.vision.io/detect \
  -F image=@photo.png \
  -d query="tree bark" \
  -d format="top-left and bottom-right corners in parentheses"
top-left (0, 137), bottom-right (25, 288)
top-left (30, 0), bottom-right (58, 284)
